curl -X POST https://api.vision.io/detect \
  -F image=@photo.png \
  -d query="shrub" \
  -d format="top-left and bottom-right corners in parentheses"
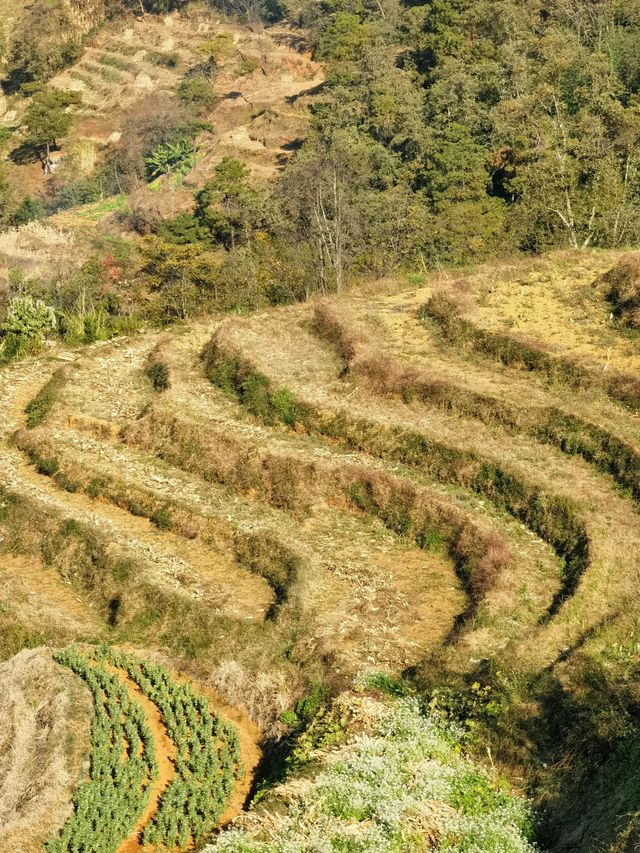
top-left (25, 370), bottom-right (66, 427)
top-left (359, 671), bottom-right (412, 698)
top-left (11, 195), bottom-right (46, 225)
top-left (601, 254), bottom-right (640, 328)
top-left (146, 359), bottom-right (170, 391)
top-left (270, 388), bottom-right (300, 426)
top-left (233, 532), bottom-right (300, 609)
top-left (150, 504), bottom-right (173, 530)
top-left (177, 76), bottom-right (216, 110)
top-left (36, 456), bottom-right (60, 476)
top-left (145, 138), bottom-right (198, 180)
top-left (236, 57), bottom-right (259, 76)
top-left (147, 50), bottom-right (179, 68)
top-left (2, 295), bottom-right (56, 360)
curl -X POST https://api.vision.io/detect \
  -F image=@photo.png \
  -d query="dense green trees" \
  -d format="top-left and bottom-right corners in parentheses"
top-left (278, 0), bottom-right (640, 275)
top-left (6, 0), bottom-right (640, 306)
top-left (194, 156), bottom-right (272, 249)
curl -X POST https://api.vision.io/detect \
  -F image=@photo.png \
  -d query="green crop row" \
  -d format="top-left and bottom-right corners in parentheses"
top-left (47, 647), bottom-right (158, 853)
top-left (100, 648), bottom-right (243, 849)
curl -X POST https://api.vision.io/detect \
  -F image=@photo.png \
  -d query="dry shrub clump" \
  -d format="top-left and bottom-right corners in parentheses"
top-left (145, 343), bottom-right (171, 392)
top-left (124, 409), bottom-right (265, 497)
top-left (311, 298), bottom-right (364, 370)
top-left (24, 368), bottom-right (68, 429)
top-left (126, 407), bottom-right (319, 518)
top-left (600, 253), bottom-right (640, 328)
top-left (344, 469), bottom-right (512, 611)
top-left (208, 659), bottom-right (297, 738)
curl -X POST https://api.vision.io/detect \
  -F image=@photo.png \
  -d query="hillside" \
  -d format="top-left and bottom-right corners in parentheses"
top-left (0, 246), bottom-right (639, 851)
top-left (0, 7), bottom-right (321, 283)
top-left (4, 1), bottom-right (640, 851)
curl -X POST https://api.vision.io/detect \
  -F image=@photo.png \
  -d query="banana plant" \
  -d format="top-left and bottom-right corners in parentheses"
top-left (145, 138), bottom-right (199, 181)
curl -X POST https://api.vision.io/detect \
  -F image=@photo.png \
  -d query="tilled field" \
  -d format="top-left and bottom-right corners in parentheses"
top-left (3, 252), bottom-right (640, 850)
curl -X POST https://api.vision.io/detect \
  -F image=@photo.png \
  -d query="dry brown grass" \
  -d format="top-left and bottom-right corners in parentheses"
top-left (12, 426), bottom-right (274, 620)
top-left (5, 251), bottom-right (640, 846)
top-left (124, 400), bottom-right (559, 661)
top-left (209, 303), bottom-right (640, 675)
top-left (598, 252), bottom-right (640, 328)
top-left (0, 648), bottom-right (92, 853)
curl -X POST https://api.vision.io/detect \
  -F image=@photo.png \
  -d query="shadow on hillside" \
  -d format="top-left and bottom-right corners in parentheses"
top-left (270, 31), bottom-right (311, 54)
top-left (9, 142), bottom-right (43, 166)
top-left (481, 663), bottom-right (640, 851)
top-left (286, 82), bottom-right (325, 104)
top-left (1, 68), bottom-right (27, 97)
top-left (410, 634), bottom-right (640, 852)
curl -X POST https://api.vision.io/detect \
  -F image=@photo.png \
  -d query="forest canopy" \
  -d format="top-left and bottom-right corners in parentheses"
top-left (4, 0), bottom-right (640, 307)
top-left (279, 0), bottom-right (640, 279)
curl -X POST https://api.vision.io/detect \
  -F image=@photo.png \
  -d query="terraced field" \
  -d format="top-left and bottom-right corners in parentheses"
top-left (49, 13), bottom-right (322, 179)
top-left (3, 250), bottom-right (640, 849)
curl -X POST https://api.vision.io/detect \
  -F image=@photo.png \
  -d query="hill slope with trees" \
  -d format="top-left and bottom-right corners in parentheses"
top-left (2, 3), bottom-right (640, 853)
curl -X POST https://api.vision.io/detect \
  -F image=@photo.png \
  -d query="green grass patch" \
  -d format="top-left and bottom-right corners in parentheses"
top-left (25, 370), bottom-right (67, 428)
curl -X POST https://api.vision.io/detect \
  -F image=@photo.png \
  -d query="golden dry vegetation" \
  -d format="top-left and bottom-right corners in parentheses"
top-left (3, 249), bottom-right (640, 850)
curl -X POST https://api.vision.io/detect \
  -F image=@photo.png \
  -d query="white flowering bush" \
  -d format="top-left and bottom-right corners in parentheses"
top-left (205, 697), bottom-right (537, 853)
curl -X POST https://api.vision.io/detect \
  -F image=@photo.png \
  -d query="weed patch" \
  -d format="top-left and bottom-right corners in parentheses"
top-left (25, 369), bottom-right (67, 428)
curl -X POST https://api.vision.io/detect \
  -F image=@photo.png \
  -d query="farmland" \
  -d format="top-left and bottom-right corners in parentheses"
top-left (1, 249), bottom-right (640, 849)
top-left (3, 0), bottom-right (640, 849)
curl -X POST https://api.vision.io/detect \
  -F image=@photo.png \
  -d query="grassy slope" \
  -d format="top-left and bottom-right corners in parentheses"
top-left (2, 237), bottom-right (639, 849)
top-left (205, 690), bottom-right (537, 853)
